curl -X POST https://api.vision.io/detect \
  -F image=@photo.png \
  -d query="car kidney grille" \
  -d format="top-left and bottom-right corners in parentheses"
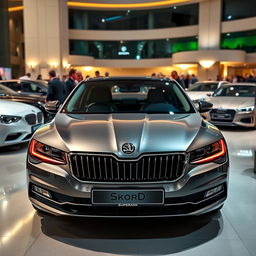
top-left (37, 112), bottom-right (43, 123)
top-left (70, 154), bottom-right (186, 182)
top-left (25, 114), bottom-right (36, 125)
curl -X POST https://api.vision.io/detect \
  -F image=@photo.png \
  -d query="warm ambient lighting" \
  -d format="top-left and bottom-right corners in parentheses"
top-left (63, 62), bottom-right (71, 69)
top-left (8, 1), bottom-right (191, 12)
top-left (199, 60), bottom-right (215, 69)
top-left (67, 0), bottom-right (191, 9)
top-left (8, 6), bottom-right (24, 12)
top-left (83, 66), bottom-right (93, 72)
top-left (175, 64), bottom-right (192, 70)
top-left (27, 61), bottom-right (37, 71)
top-left (49, 61), bottom-right (58, 69)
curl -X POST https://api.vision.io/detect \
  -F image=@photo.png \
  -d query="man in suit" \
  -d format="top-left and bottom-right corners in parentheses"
top-left (65, 68), bottom-right (77, 97)
top-left (171, 70), bottom-right (185, 89)
top-left (46, 70), bottom-right (65, 104)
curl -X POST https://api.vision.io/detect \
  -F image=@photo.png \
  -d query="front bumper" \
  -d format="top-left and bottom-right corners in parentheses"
top-left (0, 116), bottom-right (42, 147)
top-left (27, 159), bottom-right (229, 217)
top-left (207, 110), bottom-right (256, 128)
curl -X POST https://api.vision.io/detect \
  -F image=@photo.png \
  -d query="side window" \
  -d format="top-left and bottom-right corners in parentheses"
top-left (4, 82), bottom-right (22, 91)
top-left (30, 82), bottom-right (40, 92)
top-left (21, 82), bottom-right (33, 92)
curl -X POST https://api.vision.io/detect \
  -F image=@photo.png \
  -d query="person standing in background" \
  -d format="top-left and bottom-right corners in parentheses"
top-left (191, 74), bottom-right (198, 84)
top-left (46, 70), bottom-right (65, 104)
top-left (76, 71), bottom-right (84, 83)
top-left (36, 74), bottom-right (42, 80)
top-left (171, 70), bottom-right (185, 89)
top-left (20, 73), bottom-right (31, 80)
top-left (95, 70), bottom-right (101, 77)
top-left (65, 68), bottom-right (77, 97)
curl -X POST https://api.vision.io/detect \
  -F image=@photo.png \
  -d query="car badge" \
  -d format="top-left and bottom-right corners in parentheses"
top-left (122, 143), bottom-right (135, 154)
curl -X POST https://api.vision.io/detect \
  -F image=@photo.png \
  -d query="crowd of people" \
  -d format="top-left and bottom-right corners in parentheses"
top-left (46, 69), bottom-right (108, 103)
top-left (15, 68), bottom-right (256, 104)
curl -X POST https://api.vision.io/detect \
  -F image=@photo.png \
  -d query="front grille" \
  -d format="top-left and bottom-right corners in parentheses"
top-left (210, 109), bottom-right (236, 122)
top-left (25, 114), bottom-right (36, 125)
top-left (37, 112), bottom-right (43, 123)
top-left (70, 153), bottom-right (186, 182)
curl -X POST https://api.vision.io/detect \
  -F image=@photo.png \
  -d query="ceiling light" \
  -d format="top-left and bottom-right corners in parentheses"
top-left (199, 60), bottom-right (215, 69)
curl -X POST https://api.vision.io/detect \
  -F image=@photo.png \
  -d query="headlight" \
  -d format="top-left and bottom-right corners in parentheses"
top-left (190, 139), bottom-right (227, 164)
top-left (29, 139), bottom-right (67, 165)
top-left (237, 106), bottom-right (255, 112)
top-left (0, 115), bottom-right (21, 124)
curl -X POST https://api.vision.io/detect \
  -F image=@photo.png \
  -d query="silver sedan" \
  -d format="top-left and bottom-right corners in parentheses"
top-left (27, 77), bottom-right (229, 217)
top-left (205, 83), bottom-right (256, 127)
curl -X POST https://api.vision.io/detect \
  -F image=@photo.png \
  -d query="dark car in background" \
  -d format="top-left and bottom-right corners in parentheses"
top-left (0, 84), bottom-right (48, 122)
top-left (0, 79), bottom-right (48, 97)
top-left (27, 77), bottom-right (229, 217)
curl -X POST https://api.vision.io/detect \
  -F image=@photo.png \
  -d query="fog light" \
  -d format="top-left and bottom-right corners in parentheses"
top-left (32, 185), bottom-right (51, 198)
top-left (205, 185), bottom-right (223, 198)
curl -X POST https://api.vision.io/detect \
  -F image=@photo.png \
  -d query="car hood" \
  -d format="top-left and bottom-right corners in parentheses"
top-left (34, 112), bottom-right (223, 156)
top-left (186, 91), bottom-right (211, 101)
top-left (206, 97), bottom-right (255, 109)
top-left (0, 99), bottom-right (40, 115)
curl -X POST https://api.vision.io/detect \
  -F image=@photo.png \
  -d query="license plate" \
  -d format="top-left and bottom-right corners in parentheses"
top-left (212, 114), bottom-right (231, 119)
top-left (92, 189), bottom-right (164, 206)
top-left (31, 124), bottom-right (42, 133)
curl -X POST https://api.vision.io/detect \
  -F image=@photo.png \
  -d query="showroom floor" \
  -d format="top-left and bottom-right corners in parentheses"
top-left (0, 127), bottom-right (255, 256)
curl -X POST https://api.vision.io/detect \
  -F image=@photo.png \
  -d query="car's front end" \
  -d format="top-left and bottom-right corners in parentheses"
top-left (204, 84), bottom-right (256, 128)
top-left (0, 100), bottom-right (43, 147)
top-left (27, 77), bottom-right (229, 217)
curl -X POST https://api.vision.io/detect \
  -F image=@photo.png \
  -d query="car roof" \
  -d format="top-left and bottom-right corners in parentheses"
top-left (85, 76), bottom-right (173, 82)
top-left (220, 82), bottom-right (256, 87)
top-left (194, 81), bottom-right (226, 84)
top-left (0, 79), bottom-right (47, 84)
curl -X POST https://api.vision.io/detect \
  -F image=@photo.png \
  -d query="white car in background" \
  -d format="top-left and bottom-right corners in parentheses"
top-left (0, 100), bottom-right (43, 147)
top-left (187, 81), bottom-right (228, 101)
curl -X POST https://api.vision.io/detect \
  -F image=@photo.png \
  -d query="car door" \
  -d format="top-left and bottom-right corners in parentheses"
top-left (20, 81), bottom-right (47, 96)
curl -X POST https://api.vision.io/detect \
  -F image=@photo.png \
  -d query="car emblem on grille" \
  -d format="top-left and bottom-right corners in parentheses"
top-left (122, 143), bottom-right (135, 154)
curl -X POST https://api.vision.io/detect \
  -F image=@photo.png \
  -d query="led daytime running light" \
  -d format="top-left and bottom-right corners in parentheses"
top-left (29, 140), bottom-right (66, 165)
top-left (191, 139), bottom-right (226, 164)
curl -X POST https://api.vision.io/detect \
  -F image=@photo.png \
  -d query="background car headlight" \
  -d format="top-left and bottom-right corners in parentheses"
top-left (0, 115), bottom-right (21, 124)
top-left (190, 139), bottom-right (227, 164)
top-left (29, 139), bottom-right (67, 165)
top-left (237, 106), bottom-right (255, 112)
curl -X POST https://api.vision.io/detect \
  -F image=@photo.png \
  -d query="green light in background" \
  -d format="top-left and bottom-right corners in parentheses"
top-left (172, 41), bottom-right (198, 53)
top-left (221, 35), bottom-right (256, 53)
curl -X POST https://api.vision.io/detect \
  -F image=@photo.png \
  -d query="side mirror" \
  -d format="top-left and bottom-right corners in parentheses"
top-left (45, 100), bottom-right (60, 113)
top-left (194, 100), bottom-right (213, 113)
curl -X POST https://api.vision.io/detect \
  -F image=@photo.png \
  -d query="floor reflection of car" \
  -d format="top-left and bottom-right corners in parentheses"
top-left (0, 84), bottom-right (48, 122)
top-left (27, 77), bottom-right (229, 217)
top-left (205, 83), bottom-right (256, 127)
top-left (187, 81), bottom-right (228, 101)
top-left (0, 100), bottom-right (43, 147)
top-left (0, 79), bottom-right (48, 97)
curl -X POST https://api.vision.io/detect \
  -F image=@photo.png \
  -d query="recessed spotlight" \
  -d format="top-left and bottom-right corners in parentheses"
top-left (227, 15), bottom-right (232, 20)
top-left (226, 33), bottom-right (231, 36)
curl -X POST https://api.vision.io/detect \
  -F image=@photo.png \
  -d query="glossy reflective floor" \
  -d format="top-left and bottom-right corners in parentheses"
top-left (0, 128), bottom-right (256, 256)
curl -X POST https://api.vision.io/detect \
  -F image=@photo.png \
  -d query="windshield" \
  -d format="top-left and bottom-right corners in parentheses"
top-left (188, 82), bottom-right (218, 92)
top-left (62, 80), bottom-right (195, 114)
top-left (213, 85), bottom-right (256, 97)
top-left (0, 84), bottom-right (17, 95)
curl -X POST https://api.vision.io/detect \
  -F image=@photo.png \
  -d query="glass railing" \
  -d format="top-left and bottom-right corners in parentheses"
top-left (69, 38), bottom-right (198, 59)
top-left (69, 4), bottom-right (199, 30)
